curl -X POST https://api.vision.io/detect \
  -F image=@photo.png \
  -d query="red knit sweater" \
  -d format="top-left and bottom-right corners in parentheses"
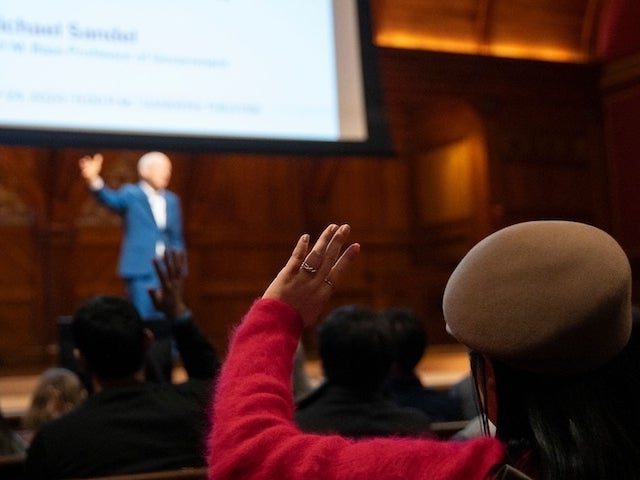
top-left (208, 298), bottom-right (506, 480)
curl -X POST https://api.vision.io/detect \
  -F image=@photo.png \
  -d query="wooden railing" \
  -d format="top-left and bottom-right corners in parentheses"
top-left (73, 467), bottom-right (208, 480)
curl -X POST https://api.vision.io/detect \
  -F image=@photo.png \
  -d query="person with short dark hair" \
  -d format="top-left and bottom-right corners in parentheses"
top-left (25, 250), bottom-right (219, 479)
top-left (295, 305), bottom-right (432, 438)
top-left (72, 297), bottom-right (148, 383)
top-left (384, 307), bottom-right (464, 422)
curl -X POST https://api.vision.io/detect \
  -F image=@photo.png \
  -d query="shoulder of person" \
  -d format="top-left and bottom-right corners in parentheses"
top-left (165, 189), bottom-right (180, 200)
top-left (123, 183), bottom-right (147, 196)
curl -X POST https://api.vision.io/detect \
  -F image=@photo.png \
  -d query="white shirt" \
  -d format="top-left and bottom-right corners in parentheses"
top-left (140, 181), bottom-right (167, 256)
top-left (140, 181), bottom-right (167, 229)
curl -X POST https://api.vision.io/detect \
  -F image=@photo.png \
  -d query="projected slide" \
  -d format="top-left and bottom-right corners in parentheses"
top-left (0, 0), bottom-right (368, 142)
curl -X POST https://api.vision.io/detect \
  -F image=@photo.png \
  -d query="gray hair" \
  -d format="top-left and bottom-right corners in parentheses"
top-left (137, 151), bottom-right (170, 175)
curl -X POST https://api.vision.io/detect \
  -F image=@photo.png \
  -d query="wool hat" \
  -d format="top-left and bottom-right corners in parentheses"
top-left (442, 220), bottom-right (632, 374)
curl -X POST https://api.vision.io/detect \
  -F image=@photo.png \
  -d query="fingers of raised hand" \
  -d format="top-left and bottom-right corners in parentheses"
top-left (155, 250), bottom-right (186, 286)
top-left (165, 249), bottom-right (186, 279)
top-left (285, 233), bottom-right (311, 273)
top-left (325, 242), bottom-right (360, 285)
top-left (263, 224), bottom-right (358, 320)
top-left (298, 224), bottom-right (340, 274)
top-left (298, 224), bottom-right (354, 286)
top-left (284, 223), bottom-right (355, 286)
top-left (322, 224), bottom-right (351, 266)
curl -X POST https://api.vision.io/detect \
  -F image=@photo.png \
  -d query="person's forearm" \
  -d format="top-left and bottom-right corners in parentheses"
top-left (172, 312), bottom-right (219, 379)
top-left (208, 297), bottom-right (320, 480)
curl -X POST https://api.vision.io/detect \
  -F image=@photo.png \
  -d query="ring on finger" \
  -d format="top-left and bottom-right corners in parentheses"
top-left (301, 261), bottom-right (318, 274)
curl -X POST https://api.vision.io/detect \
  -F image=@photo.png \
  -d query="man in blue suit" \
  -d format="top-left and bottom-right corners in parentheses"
top-left (79, 151), bottom-right (185, 381)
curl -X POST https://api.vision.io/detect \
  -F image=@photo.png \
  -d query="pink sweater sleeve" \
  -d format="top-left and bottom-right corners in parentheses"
top-left (208, 298), bottom-right (506, 480)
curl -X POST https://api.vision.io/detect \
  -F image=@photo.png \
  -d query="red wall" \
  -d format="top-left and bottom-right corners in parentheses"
top-left (598, 0), bottom-right (640, 291)
top-left (597, 0), bottom-right (640, 60)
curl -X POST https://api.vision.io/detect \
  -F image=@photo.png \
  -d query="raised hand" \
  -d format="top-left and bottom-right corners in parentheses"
top-left (263, 223), bottom-right (360, 326)
top-left (78, 153), bottom-right (104, 183)
top-left (148, 249), bottom-right (189, 320)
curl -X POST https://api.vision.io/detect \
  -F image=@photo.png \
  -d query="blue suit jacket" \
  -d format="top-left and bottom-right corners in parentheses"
top-left (93, 182), bottom-right (185, 278)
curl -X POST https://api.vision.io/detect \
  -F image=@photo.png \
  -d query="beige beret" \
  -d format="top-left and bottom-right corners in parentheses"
top-left (443, 221), bottom-right (632, 374)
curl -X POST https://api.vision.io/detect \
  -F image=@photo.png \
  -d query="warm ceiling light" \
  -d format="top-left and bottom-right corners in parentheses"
top-left (376, 32), bottom-right (481, 55)
top-left (375, 32), bottom-right (587, 63)
top-left (488, 44), bottom-right (587, 63)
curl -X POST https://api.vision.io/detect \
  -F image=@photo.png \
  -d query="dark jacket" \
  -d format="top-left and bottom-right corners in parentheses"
top-left (295, 382), bottom-right (433, 439)
top-left (24, 315), bottom-right (218, 479)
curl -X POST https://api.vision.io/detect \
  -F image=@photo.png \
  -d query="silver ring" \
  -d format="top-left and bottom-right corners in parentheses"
top-left (323, 278), bottom-right (334, 288)
top-left (301, 261), bottom-right (318, 274)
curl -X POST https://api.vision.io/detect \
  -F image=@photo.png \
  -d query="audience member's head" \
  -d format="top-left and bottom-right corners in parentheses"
top-left (443, 220), bottom-right (639, 477)
top-left (318, 305), bottom-right (393, 394)
top-left (23, 367), bottom-right (86, 432)
top-left (71, 295), bottom-right (150, 382)
top-left (384, 307), bottom-right (427, 376)
top-left (384, 307), bottom-right (470, 422)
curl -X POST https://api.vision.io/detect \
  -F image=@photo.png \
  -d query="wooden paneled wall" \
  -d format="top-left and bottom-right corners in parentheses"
top-left (0, 48), bottom-right (607, 371)
top-left (601, 52), bottom-right (640, 298)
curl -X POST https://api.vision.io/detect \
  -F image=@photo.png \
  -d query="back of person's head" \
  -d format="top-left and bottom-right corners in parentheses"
top-left (383, 307), bottom-right (427, 375)
top-left (443, 220), bottom-right (639, 479)
top-left (318, 305), bottom-right (393, 393)
top-left (23, 367), bottom-right (86, 431)
top-left (72, 295), bottom-right (146, 380)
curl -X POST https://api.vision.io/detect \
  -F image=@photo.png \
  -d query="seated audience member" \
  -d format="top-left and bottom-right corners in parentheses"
top-left (447, 375), bottom-right (493, 440)
top-left (448, 374), bottom-right (479, 420)
top-left (22, 367), bottom-right (87, 436)
top-left (208, 222), bottom-right (640, 480)
top-left (384, 307), bottom-right (465, 422)
top-left (1, 408), bottom-right (27, 480)
top-left (25, 250), bottom-right (219, 479)
top-left (295, 305), bottom-right (432, 438)
top-left (1, 408), bottom-right (27, 457)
